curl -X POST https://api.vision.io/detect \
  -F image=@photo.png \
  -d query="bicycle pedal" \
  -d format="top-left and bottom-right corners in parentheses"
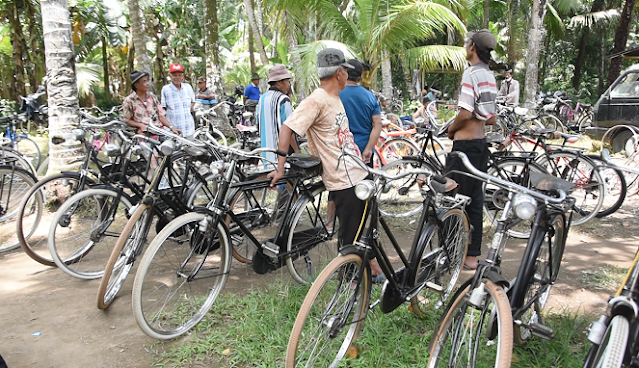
top-left (529, 322), bottom-right (555, 340)
top-left (426, 282), bottom-right (444, 293)
top-left (262, 241), bottom-right (280, 258)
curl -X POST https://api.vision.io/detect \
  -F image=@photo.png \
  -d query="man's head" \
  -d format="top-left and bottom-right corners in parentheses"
top-left (465, 29), bottom-right (496, 65)
top-left (505, 69), bottom-right (513, 81)
top-left (317, 48), bottom-right (354, 89)
top-left (251, 72), bottom-right (260, 86)
top-left (130, 70), bottom-right (150, 93)
top-left (197, 76), bottom-right (207, 90)
top-left (345, 59), bottom-right (363, 82)
top-left (169, 63), bottom-right (184, 86)
top-left (422, 96), bottom-right (432, 106)
top-left (267, 64), bottom-right (293, 93)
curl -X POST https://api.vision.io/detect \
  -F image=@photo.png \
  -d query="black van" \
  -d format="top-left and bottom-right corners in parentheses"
top-left (594, 63), bottom-right (639, 152)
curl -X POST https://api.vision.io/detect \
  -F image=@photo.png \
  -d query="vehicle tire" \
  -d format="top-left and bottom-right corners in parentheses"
top-left (378, 158), bottom-right (439, 218)
top-left (410, 208), bottom-right (469, 317)
top-left (97, 204), bottom-right (152, 310)
top-left (17, 173), bottom-right (92, 266)
top-left (132, 212), bottom-right (231, 340)
top-left (589, 315), bottom-right (629, 368)
top-left (537, 151), bottom-right (604, 226)
top-left (514, 214), bottom-right (566, 344)
top-left (0, 148), bottom-right (37, 177)
top-left (587, 155), bottom-right (626, 218)
top-left (286, 253), bottom-right (371, 368)
top-left (536, 113), bottom-right (563, 132)
top-left (48, 188), bottom-right (134, 279)
top-left (15, 136), bottom-right (41, 171)
top-left (485, 159), bottom-right (547, 238)
top-left (578, 113), bottom-right (593, 134)
top-left (0, 167), bottom-right (37, 253)
top-left (380, 138), bottom-right (420, 163)
top-left (36, 156), bottom-right (49, 177)
top-left (286, 185), bottom-right (336, 284)
top-left (611, 129), bottom-right (635, 155)
top-left (427, 280), bottom-right (513, 368)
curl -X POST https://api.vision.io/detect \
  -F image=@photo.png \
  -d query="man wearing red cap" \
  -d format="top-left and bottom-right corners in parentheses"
top-left (161, 63), bottom-right (196, 139)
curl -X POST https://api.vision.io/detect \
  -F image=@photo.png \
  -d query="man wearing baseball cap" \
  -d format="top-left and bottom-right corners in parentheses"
top-left (445, 28), bottom-right (498, 270)
top-left (257, 64), bottom-right (295, 163)
top-left (161, 63), bottom-right (196, 139)
top-left (267, 48), bottom-right (384, 279)
top-left (339, 59), bottom-right (381, 167)
top-left (243, 72), bottom-right (261, 114)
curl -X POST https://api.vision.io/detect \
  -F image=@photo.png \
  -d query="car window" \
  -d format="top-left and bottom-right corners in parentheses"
top-left (611, 72), bottom-right (639, 98)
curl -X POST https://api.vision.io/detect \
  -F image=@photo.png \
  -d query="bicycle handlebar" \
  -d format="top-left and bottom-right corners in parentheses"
top-left (80, 120), bottom-right (125, 130)
top-left (146, 124), bottom-right (207, 148)
top-left (448, 151), bottom-right (567, 204)
top-left (341, 151), bottom-right (447, 184)
top-left (601, 149), bottom-right (639, 175)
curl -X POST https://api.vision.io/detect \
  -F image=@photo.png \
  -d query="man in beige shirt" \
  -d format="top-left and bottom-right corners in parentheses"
top-left (268, 48), bottom-right (384, 279)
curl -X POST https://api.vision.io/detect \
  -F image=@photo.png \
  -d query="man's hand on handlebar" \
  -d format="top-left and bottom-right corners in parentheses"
top-left (267, 169), bottom-right (283, 188)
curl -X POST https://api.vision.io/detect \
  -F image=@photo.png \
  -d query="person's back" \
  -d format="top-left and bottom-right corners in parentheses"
top-left (257, 64), bottom-right (294, 163)
top-left (339, 85), bottom-right (379, 151)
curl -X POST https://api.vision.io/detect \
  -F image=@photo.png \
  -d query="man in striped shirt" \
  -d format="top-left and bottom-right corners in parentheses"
top-left (445, 29), bottom-right (498, 270)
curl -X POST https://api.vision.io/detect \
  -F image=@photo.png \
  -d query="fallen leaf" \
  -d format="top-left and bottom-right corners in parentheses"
top-left (347, 345), bottom-right (358, 359)
top-left (222, 348), bottom-right (231, 356)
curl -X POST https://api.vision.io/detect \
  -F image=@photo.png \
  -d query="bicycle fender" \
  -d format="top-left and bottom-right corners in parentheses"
top-left (483, 269), bottom-right (509, 289)
top-left (338, 245), bottom-right (367, 259)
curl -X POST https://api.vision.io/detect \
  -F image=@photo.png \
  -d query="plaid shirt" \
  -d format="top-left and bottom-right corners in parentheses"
top-left (161, 83), bottom-right (195, 136)
top-left (122, 91), bottom-right (165, 127)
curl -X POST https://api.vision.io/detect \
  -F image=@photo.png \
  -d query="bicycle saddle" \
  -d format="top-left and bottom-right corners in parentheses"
top-left (236, 124), bottom-right (258, 133)
top-left (286, 153), bottom-right (322, 171)
top-left (558, 132), bottom-right (580, 143)
top-left (529, 171), bottom-right (575, 193)
top-left (183, 145), bottom-right (207, 157)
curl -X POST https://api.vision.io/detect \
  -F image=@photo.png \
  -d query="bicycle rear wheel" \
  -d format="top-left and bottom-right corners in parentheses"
top-left (427, 280), bottom-right (513, 368)
top-left (588, 315), bottom-right (628, 368)
top-left (48, 188), bottom-right (133, 279)
top-left (286, 185), bottom-right (336, 284)
top-left (410, 208), bottom-right (469, 316)
top-left (286, 253), bottom-right (371, 368)
top-left (587, 155), bottom-right (626, 218)
top-left (380, 138), bottom-right (420, 163)
top-left (132, 212), bottom-right (231, 340)
top-left (0, 166), bottom-right (37, 252)
top-left (379, 158), bottom-right (438, 218)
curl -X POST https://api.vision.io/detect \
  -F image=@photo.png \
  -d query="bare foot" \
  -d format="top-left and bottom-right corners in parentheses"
top-left (370, 258), bottom-right (383, 276)
top-left (464, 256), bottom-right (478, 270)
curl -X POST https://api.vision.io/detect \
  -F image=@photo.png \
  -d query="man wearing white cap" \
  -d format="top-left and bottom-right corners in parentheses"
top-left (257, 64), bottom-right (296, 163)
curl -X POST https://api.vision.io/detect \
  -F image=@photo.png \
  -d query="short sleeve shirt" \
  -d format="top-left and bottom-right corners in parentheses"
top-left (285, 88), bottom-right (368, 191)
top-left (339, 85), bottom-right (381, 153)
top-left (258, 88), bottom-right (293, 163)
top-left (161, 83), bottom-right (196, 136)
top-left (122, 91), bottom-right (165, 128)
top-left (244, 83), bottom-right (261, 101)
top-left (458, 63), bottom-right (497, 121)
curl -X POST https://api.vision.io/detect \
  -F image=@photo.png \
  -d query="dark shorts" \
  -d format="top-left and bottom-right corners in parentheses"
top-left (329, 186), bottom-right (367, 248)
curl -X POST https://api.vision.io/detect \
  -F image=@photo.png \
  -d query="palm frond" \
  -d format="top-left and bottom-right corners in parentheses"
top-left (405, 45), bottom-right (467, 72)
top-left (569, 9), bottom-right (620, 28)
top-left (292, 40), bottom-right (357, 91)
top-left (315, 0), bottom-right (358, 45)
top-left (551, 0), bottom-right (582, 15)
top-left (75, 62), bottom-right (101, 98)
top-left (545, 3), bottom-right (566, 38)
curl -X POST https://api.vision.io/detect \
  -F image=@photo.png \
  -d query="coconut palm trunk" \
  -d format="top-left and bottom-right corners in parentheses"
top-left (204, 0), bottom-right (223, 96)
top-left (381, 50), bottom-right (393, 100)
top-left (523, 0), bottom-right (547, 107)
top-left (127, 0), bottom-right (151, 74)
top-left (41, 0), bottom-right (83, 174)
top-left (243, 0), bottom-right (269, 66)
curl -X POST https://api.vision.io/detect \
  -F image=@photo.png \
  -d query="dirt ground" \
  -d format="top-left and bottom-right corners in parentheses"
top-left (2, 199), bottom-right (639, 368)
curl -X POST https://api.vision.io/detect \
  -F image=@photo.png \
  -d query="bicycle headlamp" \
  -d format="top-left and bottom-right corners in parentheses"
top-left (355, 180), bottom-right (376, 200)
top-left (512, 193), bottom-right (537, 220)
top-left (104, 143), bottom-right (121, 158)
top-left (160, 140), bottom-right (177, 156)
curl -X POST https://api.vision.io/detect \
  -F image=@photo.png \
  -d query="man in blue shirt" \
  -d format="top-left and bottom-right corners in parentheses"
top-left (161, 63), bottom-right (196, 138)
top-left (243, 72), bottom-right (261, 113)
top-left (339, 59), bottom-right (382, 166)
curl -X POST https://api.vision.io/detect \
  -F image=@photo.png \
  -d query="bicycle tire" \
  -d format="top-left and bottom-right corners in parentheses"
top-left (587, 155), bottom-right (626, 218)
top-left (36, 156), bottom-right (49, 177)
top-left (589, 315), bottom-right (629, 368)
top-left (97, 204), bottom-right (151, 310)
top-left (17, 172), bottom-right (92, 266)
top-left (537, 113), bottom-right (563, 132)
top-left (514, 213), bottom-right (566, 344)
top-left (410, 208), bottom-right (469, 316)
top-left (15, 136), bottom-right (41, 171)
top-left (131, 212), bottom-right (231, 340)
top-left (378, 158), bottom-right (439, 218)
top-left (285, 185), bottom-right (336, 284)
top-left (48, 188), bottom-right (134, 279)
top-left (0, 166), bottom-right (37, 253)
top-left (485, 159), bottom-right (547, 238)
top-left (380, 138), bottom-right (420, 164)
top-left (286, 252), bottom-right (371, 368)
top-left (0, 148), bottom-right (37, 178)
top-left (427, 280), bottom-right (513, 368)
top-left (537, 151), bottom-right (604, 226)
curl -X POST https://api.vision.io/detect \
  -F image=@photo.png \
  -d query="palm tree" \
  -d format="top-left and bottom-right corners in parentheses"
top-left (127, 0), bottom-right (152, 75)
top-left (523, 0), bottom-right (548, 106)
top-left (41, 0), bottom-right (83, 174)
top-left (606, 0), bottom-right (636, 88)
top-left (204, 0), bottom-right (224, 95)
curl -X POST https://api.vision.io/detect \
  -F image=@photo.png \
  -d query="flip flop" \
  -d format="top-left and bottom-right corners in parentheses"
top-left (372, 274), bottom-right (387, 284)
top-left (463, 263), bottom-right (477, 270)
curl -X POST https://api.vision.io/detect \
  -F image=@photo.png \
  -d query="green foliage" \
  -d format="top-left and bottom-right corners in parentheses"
top-left (92, 86), bottom-right (123, 108)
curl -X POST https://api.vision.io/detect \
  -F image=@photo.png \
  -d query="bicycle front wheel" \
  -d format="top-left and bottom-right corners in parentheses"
top-left (132, 212), bottom-right (231, 340)
top-left (48, 188), bottom-right (134, 279)
top-left (427, 280), bottom-right (513, 368)
top-left (0, 166), bottom-right (37, 252)
top-left (97, 204), bottom-right (152, 310)
top-left (588, 315), bottom-right (629, 368)
top-left (286, 185), bottom-right (336, 284)
top-left (410, 208), bottom-right (469, 316)
top-left (286, 253), bottom-right (371, 368)
top-left (587, 154), bottom-right (626, 218)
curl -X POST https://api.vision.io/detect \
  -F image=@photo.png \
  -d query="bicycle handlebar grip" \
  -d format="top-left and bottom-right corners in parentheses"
top-left (276, 149), bottom-right (287, 157)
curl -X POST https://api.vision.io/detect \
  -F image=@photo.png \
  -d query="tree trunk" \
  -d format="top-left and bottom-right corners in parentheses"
top-left (27, 2), bottom-right (45, 92)
top-left (248, 25), bottom-right (256, 73)
top-left (507, 0), bottom-right (519, 66)
top-left (126, 39), bottom-right (135, 93)
top-left (127, 0), bottom-right (152, 74)
top-left (204, 0), bottom-right (224, 96)
top-left (523, 0), bottom-right (547, 107)
top-left (41, 0), bottom-right (83, 174)
top-left (381, 51), bottom-right (393, 99)
top-left (483, 0), bottom-right (490, 29)
top-left (412, 69), bottom-right (421, 99)
top-left (606, 0), bottom-right (636, 88)
top-left (101, 36), bottom-right (111, 100)
top-left (271, 29), bottom-right (278, 59)
top-left (255, 0), bottom-right (264, 37)
top-left (10, 0), bottom-right (27, 99)
top-left (598, 31), bottom-right (606, 94)
top-left (572, 0), bottom-right (605, 90)
top-left (243, 0), bottom-right (269, 66)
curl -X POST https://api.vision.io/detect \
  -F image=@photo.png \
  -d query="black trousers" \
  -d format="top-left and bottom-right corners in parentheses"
top-left (330, 186), bottom-right (367, 249)
top-left (444, 139), bottom-right (489, 257)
